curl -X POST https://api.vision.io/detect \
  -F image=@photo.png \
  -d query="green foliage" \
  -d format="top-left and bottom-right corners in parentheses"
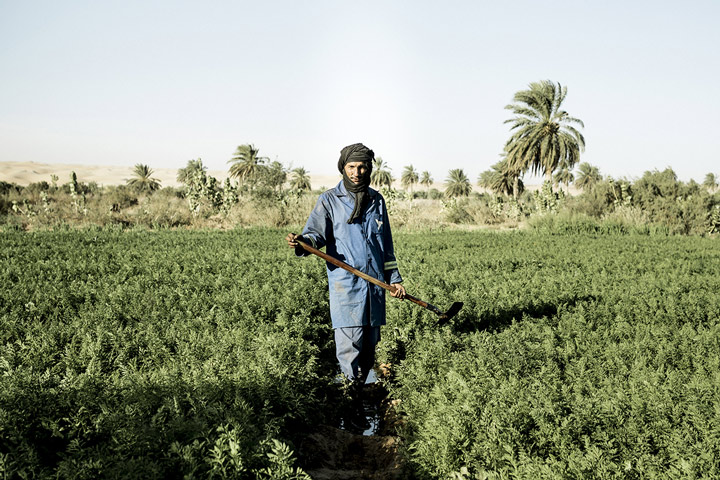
top-left (126, 164), bottom-right (161, 193)
top-left (256, 439), bottom-right (312, 480)
top-left (708, 205), bottom-right (720, 234)
top-left (532, 181), bottom-right (565, 214)
top-left (553, 163), bottom-right (574, 190)
top-left (0, 181), bottom-right (23, 196)
top-left (445, 169), bottom-right (472, 197)
top-left (428, 188), bottom-right (443, 200)
top-left (504, 80), bottom-right (585, 182)
top-left (3, 226), bottom-right (720, 478)
top-left (254, 161), bottom-right (288, 193)
top-left (703, 173), bottom-right (718, 192)
top-left (377, 231), bottom-right (720, 478)
top-left (220, 178), bottom-right (239, 216)
top-left (185, 167), bottom-right (222, 216)
top-left (228, 144), bottom-right (269, 185)
top-left (401, 165), bottom-right (420, 192)
top-left (420, 171), bottom-right (434, 189)
top-left (441, 197), bottom-right (472, 224)
top-left (574, 162), bottom-right (602, 191)
top-left (104, 185), bottom-right (139, 211)
top-left (289, 168), bottom-right (312, 192)
top-left (371, 157), bottom-right (394, 188)
top-left (478, 160), bottom-right (523, 198)
top-left (177, 158), bottom-right (207, 185)
top-left (4, 163), bottom-right (720, 236)
top-left (0, 229), bottom-right (337, 477)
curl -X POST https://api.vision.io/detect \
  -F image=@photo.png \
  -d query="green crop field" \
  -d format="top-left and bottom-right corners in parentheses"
top-left (2, 228), bottom-right (720, 479)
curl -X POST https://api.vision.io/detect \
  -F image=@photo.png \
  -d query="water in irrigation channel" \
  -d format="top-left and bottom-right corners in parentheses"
top-left (363, 369), bottom-right (379, 436)
top-left (334, 368), bottom-right (384, 436)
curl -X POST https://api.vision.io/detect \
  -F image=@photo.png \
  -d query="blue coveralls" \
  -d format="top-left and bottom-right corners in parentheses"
top-left (297, 181), bottom-right (402, 382)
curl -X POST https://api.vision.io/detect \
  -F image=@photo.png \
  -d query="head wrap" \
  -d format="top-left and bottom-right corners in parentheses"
top-left (338, 143), bottom-right (374, 224)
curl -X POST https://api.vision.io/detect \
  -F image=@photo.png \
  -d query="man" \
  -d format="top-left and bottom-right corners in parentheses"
top-left (286, 143), bottom-right (405, 431)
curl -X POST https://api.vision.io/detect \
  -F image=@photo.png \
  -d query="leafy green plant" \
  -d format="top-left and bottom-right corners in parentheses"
top-left (0, 228), bottom-right (335, 477)
top-left (378, 230), bottom-right (720, 478)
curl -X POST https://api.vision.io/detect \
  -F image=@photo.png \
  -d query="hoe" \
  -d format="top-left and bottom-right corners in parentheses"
top-left (296, 239), bottom-right (463, 325)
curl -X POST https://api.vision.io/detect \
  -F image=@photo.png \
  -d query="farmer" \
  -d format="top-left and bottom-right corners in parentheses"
top-left (286, 142), bottom-right (405, 431)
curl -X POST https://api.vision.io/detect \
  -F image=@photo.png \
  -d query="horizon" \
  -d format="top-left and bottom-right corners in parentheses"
top-left (2, 1), bottom-right (719, 184)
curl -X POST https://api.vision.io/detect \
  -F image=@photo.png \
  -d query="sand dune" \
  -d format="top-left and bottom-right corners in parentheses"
top-left (1, 161), bottom-right (342, 191)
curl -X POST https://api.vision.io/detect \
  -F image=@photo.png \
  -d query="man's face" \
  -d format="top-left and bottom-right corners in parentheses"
top-left (344, 161), bottom-right (369, 184)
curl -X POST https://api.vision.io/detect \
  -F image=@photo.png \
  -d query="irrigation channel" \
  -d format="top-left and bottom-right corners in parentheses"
top-left (299, 368), bottom-right (407, 479)
top-left (360, 369), bottom-right (380, 437)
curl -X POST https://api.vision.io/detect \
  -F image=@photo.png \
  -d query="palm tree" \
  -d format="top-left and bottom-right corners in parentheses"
top-left (401, 165), bottom-right (419, 193)
top-left (554, 160), bottom-right (575, 191)
top-left (479, 160), bottom-right (523, 197)
top-left (574, 162), bottom-right (602, 191)
top-left (127, 164), bottom-right (161, 193)
top-left (703, 173), bottom-right (718, 192)
top-left (420, 171), bottom-right (433, 190)
top-left (500, 148), bottom-right (525, 199)
top-left (177, 158), bottom-right (206, 184)
top-left (504, 80), bottom-right (585, 182)
top-left (289, 167), bottom-right (312, 192)
top-left (228, 144), bottom-right (268, 184)
top-left (371, 157), bottom-right (394, 188)
top-left (445, 169), bottom-right (471, 197)
top-left (478, 170), bottom-right (494, 190)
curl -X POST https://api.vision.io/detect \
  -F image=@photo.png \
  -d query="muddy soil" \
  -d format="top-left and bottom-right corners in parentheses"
top-left (298, 382), bottom-right (409, 479)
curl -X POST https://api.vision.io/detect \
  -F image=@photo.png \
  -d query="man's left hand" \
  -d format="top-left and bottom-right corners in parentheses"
top-left (390, 284), bottom-right (406, 299)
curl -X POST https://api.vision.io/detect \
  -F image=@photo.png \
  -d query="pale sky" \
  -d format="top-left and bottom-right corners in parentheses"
top-left (1, 0), bottom-right (718, 183)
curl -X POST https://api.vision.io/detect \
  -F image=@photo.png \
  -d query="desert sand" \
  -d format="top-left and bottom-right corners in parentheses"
top-left (1, 161), bottom-right (342, 191)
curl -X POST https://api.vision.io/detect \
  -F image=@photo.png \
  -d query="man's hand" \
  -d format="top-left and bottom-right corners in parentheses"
top-left (390, 283), bottom-right (406, 299)
top-left (286, 232), bottom-right (300, 248)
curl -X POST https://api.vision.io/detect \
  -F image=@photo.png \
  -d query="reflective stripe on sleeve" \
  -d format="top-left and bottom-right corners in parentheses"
top-left (384, 261), bottom-right (398, 271)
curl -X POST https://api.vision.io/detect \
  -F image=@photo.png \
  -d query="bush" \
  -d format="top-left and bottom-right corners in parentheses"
top-left (0, 181), bottom-right (23, 196)
top-left (103, 185), bottom-right (138, 210)
top-left (24, 181), bottom-right (50, 194)
top-left (428, 188), bottom-right (443, 200)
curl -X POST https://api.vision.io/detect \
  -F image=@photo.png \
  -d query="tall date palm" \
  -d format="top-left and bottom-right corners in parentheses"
top-left (445, 169), bottom-right (471, 197)
top-left (479, 159), bottom-right (523, 197)
top-left (574, 162), bottom-right (602, 191)
top-left (228, 144), bottom-right (268, 185)
top-left (371, 157), bottom-right (394, 188)
top-left (289, 167), bottom-right (312, 192)
top-left (401, 165), bottom-right (419, 193)
top-left (504, 80), bottom-right (585, 182)
top-left (127, 164), bottom-right (161, 193)
top-left (420, 171), bottom-right (433, 190)
top-left (553, 161), bottom-right (575, 191)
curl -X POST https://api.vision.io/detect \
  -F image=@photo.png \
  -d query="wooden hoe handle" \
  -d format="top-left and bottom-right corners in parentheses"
top-left (295, 238), bottom-right (436, 312)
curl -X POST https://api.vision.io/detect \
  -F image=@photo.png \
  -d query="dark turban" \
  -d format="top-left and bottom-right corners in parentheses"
top-left (337, 143), bottom-right (374, 174)
top-left (338, 143), bottom-right (374, 224)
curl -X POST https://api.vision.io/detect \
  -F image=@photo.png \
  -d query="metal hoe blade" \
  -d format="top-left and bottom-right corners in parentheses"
top-left (437, 301), bottom-right (463, 325)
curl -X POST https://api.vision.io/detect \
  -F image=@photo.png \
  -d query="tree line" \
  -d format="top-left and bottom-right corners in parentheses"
top-left (3, 79), bottom-right (719, 233)
top-left (122, 80), bottom-right (586, 200)
top-left (115, 79), bottom-right (719, 204)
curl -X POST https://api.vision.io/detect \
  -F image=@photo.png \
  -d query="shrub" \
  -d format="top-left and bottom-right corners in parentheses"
top-left (103, 185), bottom-right (138, 210)
top-left (428, 188), bottom-right (443, 200)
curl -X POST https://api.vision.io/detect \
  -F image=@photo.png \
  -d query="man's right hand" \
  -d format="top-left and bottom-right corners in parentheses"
top-left (286, 232), bottom-right (300, 248)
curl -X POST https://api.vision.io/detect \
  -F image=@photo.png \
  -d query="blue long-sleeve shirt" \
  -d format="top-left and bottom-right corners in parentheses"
top-left (297, 181), bottom-right (402, 328)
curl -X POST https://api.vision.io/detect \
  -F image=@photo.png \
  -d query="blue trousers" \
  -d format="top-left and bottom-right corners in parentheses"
top-left (334, 326), bottom-right (380, 384)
